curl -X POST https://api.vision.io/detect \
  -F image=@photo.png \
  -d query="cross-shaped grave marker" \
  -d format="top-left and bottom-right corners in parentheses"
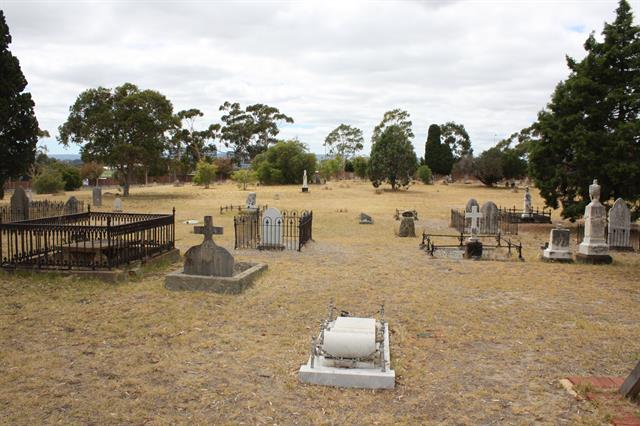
top-left (194, 216), bottom-right (224, 242)
top-left (465, 205), bottom-right (482, 237)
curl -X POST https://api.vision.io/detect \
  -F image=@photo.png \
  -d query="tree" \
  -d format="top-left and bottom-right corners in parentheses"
top-left (50, 162), bottom-right (82, 191)
top-left (474, 147), bottom-right (504, 186)
top-left (0, 11), bottom-right (39, 200)
top-left (369, 125), bottom-right (418, 190)
top-left (452, 153), bottom-right (474, 181)
top-left (170, 109), bottom-right (219, 177)
top-left (193, 161), bottom-right (218, 189)
top-left (318, 157), bottom-right (342, 181)
top-left (252, 140), bottom-right (316, 185)
top-left (324, 124), bottom-right (364, 161)
top-left (440, 122), bottom-right (472, 160)
top-left (502, 149), bottom-right (528, 180)
top-left (213, 157), bottom-right (234, 180)
top-left (529, 0), bottom-right (640, 220)
top-left (371, 109), bottom-right (414, 144)
top-left (80, 161), bottom-right (104, 186)
top-left (417, 164), bottom-right (433, 184)
top-left (58, 83), bottom-right (175, 197)
top-left (33, 166), bottom-right (64, 194)
top-left (424, 124), bottom-right (454, 176)
top-left (352, 156), bottom-right (369, 179)
top-left (231, 169), bottom-right (258, 190)
top-left (219, 102), bottom-right (293, 162)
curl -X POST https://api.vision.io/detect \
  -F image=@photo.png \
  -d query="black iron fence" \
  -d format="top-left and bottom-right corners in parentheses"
top-left (420, 231), bottom-right (524, 260)
top-left (499, 206), bottom-right (552, 224)
top-left (0, 209), bottom-right (175, 270)
top-left (576, 223), bottom-right (639, 251)
top-left (450, 209), bottom-right (518, 235)
top-left (234, 210), bottom-right (313, 251)
top-left (0, 200), bottom-right (86, 223)
top-left (219, 204), bottom-right (268, 215)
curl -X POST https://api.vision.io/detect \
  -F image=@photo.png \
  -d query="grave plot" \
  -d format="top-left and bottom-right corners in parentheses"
top-left (0, 208), bottom-right (176, 270)
top-left (233, 208), bottom-right (313, 251)
top-left (0, 188), bottom-right (86, 222)
top-left (450, 199), bottom-right (519, 236)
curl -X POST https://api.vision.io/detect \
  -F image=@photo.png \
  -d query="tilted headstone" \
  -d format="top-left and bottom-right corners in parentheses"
top-left (92, 186), bottom-right (102, 207)
top-left (608, 198), bottom-right (631, 250)
top-left (10, 187), bottom-right (30, 221)
top-left (184, 216), bottom-right (234, 277)
top-left (577, 179), bottom-right (611, 263)
top-left (64, 196), bottom-right (79, 214)
top-left (359, 212), bottom-right (373, 224)
top-left (261, 207), bottom-right (284, 248)
top-left (113, 197), bottom-right (123, 212)
top-left (542, 225), bottom-right (572, 262)
top-left (619, 360), bottom-right (640, 400)
top-left (480, 201), bottom-right (499, 234)
top-left (246, 192), bottom-right (257, 209)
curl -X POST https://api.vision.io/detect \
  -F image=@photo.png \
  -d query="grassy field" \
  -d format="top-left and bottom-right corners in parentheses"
top-left (1, 181), bottom-right (639, 425)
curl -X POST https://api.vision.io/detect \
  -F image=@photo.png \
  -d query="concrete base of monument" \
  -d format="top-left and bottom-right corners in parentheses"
top-left (464, 241), bottom-right (483, 259)
top-left (575, 253), bottom-right (613, 265)
top-left (301, 187), bottom-right (309, 193)
top-left (165, 261), bottom-right (267, 293)
top-left (541, 249), bottom-right (573, 263)
top-left (299, 324), bottom-right (395, 390)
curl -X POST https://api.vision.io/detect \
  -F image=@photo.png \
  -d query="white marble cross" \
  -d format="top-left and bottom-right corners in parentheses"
top-left (465, 205), bottom-right (482, 236)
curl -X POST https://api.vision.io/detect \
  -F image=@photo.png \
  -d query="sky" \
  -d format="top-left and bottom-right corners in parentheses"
top-left (2, 0), bottom-right (638, 156)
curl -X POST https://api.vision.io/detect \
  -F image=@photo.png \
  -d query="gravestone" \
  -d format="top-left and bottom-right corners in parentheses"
top-left (113, 197), bottom-right (123, 212)
top-left (183, 216), bottom-right (233, 277)
top-left (521, 187), bottom-right (533, 220)
top-left (608, 198), bottom-right (632, 250)
top-left (465, 206), bottom-right (483, 258)
top-left (10, 187), bottom-right (29, 221)
top-left (313, 171), bottom-right (322, 184)
top-left (64, 196), bottom-right (79, 214)
top-left (25, 189), bottom-right (33, 202)
top-left (359, 212), bottom-right (373, 224)
top-left (542, 225), bottom-right (572, 262)
top-left (577, 179), bottom-right (612, 264)
top-left (480, 201), bottom-right (499, 234)
top-left (302, 170), bottom-right (309, 193)
top-left (465, 198), bottom-right (479, 212)
top-left (92, 186), bottom-right (102, 207)
top-left (619, 360), bottom-right (640, 401)
top-left (260, 207), bottom-right (284, 249)
top-left (397, 217), bottom-right (415, 237)
top-left (246, 192), bottom-right (257, 210)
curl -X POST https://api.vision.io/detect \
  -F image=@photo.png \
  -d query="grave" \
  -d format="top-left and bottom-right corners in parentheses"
top-left (521, 187), bottom-right (534, 222)
top-left (92, 186), bottom-right (102, 207)
top-left (10, 187), bottom-right (29, 221)
top-left (259, 207), bottom-right (285, 250)
top-left (113, 197), bottom-right (123, 212)
top-left (299, 303), bottom-right (395, 389)
top-left (165, 215), bottom-right (267, 293)
top-left (480, 201), bottom-right (499, 234)
top-left (464, 206), bottom-right (483, 258)
top-left (25, 189), bottom-right (33, 201)
top-left (577, 179), bottom-right (612, 264)
top-left (359, 212), bottom-right (373, 224)
top-left (302, 170), bottom-right (309, 193)
top-left (396, 216), bottom-right (416, 237)
top-left (312, 170), bottom-right (322, 184)
top-left (542, 225), bottom-right (572, 262)
top-left (465, 198), bottom-right (479, 213)
top-left (620, 360), bottom-right (640, 401)
top-left (246, 192), bottom-right (257, 210)
top-left (608, 198), bottom-right (632, 251)
top-left (64, 196), bottom-right (79, 214)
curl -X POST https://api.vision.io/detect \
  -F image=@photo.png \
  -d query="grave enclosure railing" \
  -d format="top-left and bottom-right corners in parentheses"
top-left (234, 210), bottom-right (313, 251)
top-left (0, 209), bottom-right (175, 270)
top-left (576, 223), bottom-right (639, 251)
top-left (450, 209), bottom-right (518, 235)
top-left (499, 206), bottom-right (552, 224)
top-left (219, 204), bottom-right (268, 215)
top-left (0, 200), bottom-right (86, 223)
top-left (420, 231), bottom-right (524, 260)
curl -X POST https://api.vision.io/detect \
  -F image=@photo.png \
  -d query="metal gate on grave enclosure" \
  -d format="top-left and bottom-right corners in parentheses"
top-left (234, 210), bottom-right (313, 251)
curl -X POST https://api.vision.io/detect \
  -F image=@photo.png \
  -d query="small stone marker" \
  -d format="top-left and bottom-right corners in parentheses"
top-left (480, 201), bottom-right (499, 234)
top-left (521, 187), bottom-right (533, 220)
top-left (359, 212), bottom-right (373, 224)
top-left (92, 186), bottom-right (102, 207)
top-left (113, 197), bottom-right (123, 212)
top-left (260, 207), bottom-right (284, 249)
top-left (184, 216), bottom-right (233, 277)
top-left (542, 225), bottom-right (572, 262)
top-left (577, 179), bottom-right (612, 264)
top-left (619, 360), bottom-right (640, 400)
top-left (302, 170), bottom-right (309, 193)
top-left (397, 217), bottom-right (416, 237)
top-left (608, 198), bottom-right (631, 250)
top-left (64, 196), bottom-right (79, 214)
top-left (10, 187), bottom-right (29, 221)
top-left (246, 192), bottom-right (257, 210)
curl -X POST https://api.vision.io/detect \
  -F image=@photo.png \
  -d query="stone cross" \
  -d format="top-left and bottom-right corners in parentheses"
top-left (193, 216), bottom-right (223, 242)
top-left (523, 187), bottom-right (532, 215)
top-left (465, 205), bottom-right (482, 237)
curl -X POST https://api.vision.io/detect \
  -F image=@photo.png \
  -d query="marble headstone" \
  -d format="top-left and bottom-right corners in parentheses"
top-left (92, 186), bottom-right (102, 207)
top-left (522, 187), bottom-right (533, 218)
top-left (113, 197), bottom-right (123, 212)
top-left (397, 217), bottom-right (416, 237)
top-left (608, 198), bottom-right (631, 250)
top-left (577, 179), bottom-right (611, 263)
top-left (64, 196), bottom-right (79, 214)
top-left (302, 170), bottom-right (309, 192)
top-left (542, 225), bottom-right (572, 262)
top-left (261, 207), bottom-right (284, 248)
top-left (10, 187), bottom-right (29, 221)
top-left (465, 198), bottom-right (479, 212)
top-left (184, 216), bottom-right (233, 277)
top-left (246, 192), bottom-right (257, 209)
top-left (480, 201), bottom-right (499, 234)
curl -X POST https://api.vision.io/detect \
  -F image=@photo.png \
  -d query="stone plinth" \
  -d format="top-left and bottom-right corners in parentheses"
top-left (577, 180), bottom-right (612, 264)
top-left (542, 227), bottom-right (572, 262)
top-left (165, 262), bottom-right (267, 294)
top-left (465, 241), bottom-right (483, 259)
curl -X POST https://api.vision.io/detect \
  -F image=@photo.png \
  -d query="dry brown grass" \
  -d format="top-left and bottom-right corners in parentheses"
top-left (1, 181), bottom-right (639, 425)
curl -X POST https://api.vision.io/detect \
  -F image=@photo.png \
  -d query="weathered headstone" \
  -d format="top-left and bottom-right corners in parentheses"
top-left (397, 217), bottom-right (416, 237)
top-left (260, 207), bottom-right (284, 249)
top-left (480, 201), bottom-right (499, 234)
top-left (10, 187), bottom-right (29, 221)
top-left (302, 170), bottom-right (309, 193)
top-left (92, 186), bottom-right (102, 207)
top-left (542, 225), bottom-right (572, 262)
top-left (521, 187), bottom-right (533, 220)
top-left (465, 205), bottom-right (483, 258)
top-left (465, 198), bottom-right (479, 212)
top-left (619, 360), bottom-right (640, 401)
top-left (113, 197), bottom-right (123, 212)
top-left (246, 192), bottom-right (257, 210)
top-left (608, 198), bottom-right (631, 250)
top-left (577, 179), bottom-right (612, 264)
top-left (359, 212), bottom-right (373, 224)
top-left (64, 196), bottom-right (80, 214)
top-left (183, 216), bottom-right (233, 277)
top-left (313, 170), bottom-right (322, 184)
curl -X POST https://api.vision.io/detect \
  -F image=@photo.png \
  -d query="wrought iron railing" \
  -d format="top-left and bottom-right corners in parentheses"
top-left (420, 231), bottom-right (524, 260)
top-left (450, 209), bottom-right (518, 235)
top-left (0, 200), bottom-right (85, 223)
top-left (499, 206), bottom-right (552, 224)
top-left (234, 210), bottom-right (313, 251)
top-left (576, 223), bottom-right (639, 251)
top-left (0, 209), bottom-right (175, 270)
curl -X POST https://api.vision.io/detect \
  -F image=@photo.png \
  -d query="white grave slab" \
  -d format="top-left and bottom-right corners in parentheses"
top-left (260, 207), bottom-right (284, 249)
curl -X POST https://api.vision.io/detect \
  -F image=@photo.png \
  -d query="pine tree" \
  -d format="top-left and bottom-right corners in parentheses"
top-left (424, 124), bottom-right (454, 176)
top-left (529, 0), bottom-right (640, 220)
top-left (0, 11), bottom-right (39, 199)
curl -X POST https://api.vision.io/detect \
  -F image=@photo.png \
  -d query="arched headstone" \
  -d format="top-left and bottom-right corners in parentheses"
top-left (10, 187), bottom-right (30, 221)
top-left (608, 198), bottom-right (631, 250)
top-left (260, 207), bottom-right (284, 249)
top-left (480, 201), bottom-right (499, 234)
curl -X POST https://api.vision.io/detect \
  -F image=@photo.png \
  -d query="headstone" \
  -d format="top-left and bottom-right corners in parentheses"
top-left (302, 170), bottom-right (309, 193)
top-left (184, 216), bottom-right (233, 277)
top-left (480, 201), bottom-right (499, 234)
top-left (113, 197), bottom-right (123, 212)
top-left (64, 196), bottom-right (79, 214)
top-left (10, 187), bottom-right (29, 221)
top-left (522, 187), bottom-right (533, 219)
top-left (577, 179), bottom-right (612, 264)
top-left (273, 193), bottom-right (280, 200)
top-left (608, 198), bottom-right (632, 250)
top-left (246, 192), bottom-right (257, 210)
top-left (619, 360), bottom-right (640, 400)
top-left (359, 212), bottom-right (373, 224)
top-left (465, 205), bottom-right (483, 258)
top-left (397, 217), bottom-right (416, 237)
top-left (260, 207), bottom-right (284, 249)
top-left (92, 186), bottom-right (102, 207)
top-left (542, 225), bottom-right (572, 262)
top-left (465, 198), bottom-right (479, 212)
top-left (313, 170), bottom-right (322, 184)
top-left (25, 189), bottom-right (33, 202)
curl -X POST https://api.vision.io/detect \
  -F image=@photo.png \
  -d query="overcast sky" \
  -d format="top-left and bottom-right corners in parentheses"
top-left (2, 0), bottom-right (638, 156)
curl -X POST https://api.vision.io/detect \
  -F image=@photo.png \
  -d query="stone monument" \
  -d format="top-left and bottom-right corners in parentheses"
top-left (64, 196), bottom-right (79, 214)
top-left (465, 205), bottom-right (483, 258)
top-left (542, 225), bottom-right (572, 262)
top-left (10, 187), bottom-right (30, 221)
top-left (302, 170), bottom-right (309, 193)
top-left (521, 187), bottom-right (533, 221)
top-left (113, 197), bottom-right (123, 212)
top-left (260, 207), bottom-right (284, 249)
top-left (246, 192), bottom-right (257, 210)
top-left (577, 179), bottom-right (612, 264)
top-left (92, 186), bottom-right (102, 207)
top-left (480, 201), bottom-right (499, 234)
top-left (359, 212), bottom-right (373, 224)
top-left (608, 198), bottom-right (632, 251)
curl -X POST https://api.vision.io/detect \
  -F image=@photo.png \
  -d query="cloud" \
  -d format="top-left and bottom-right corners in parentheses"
top-left (1, 0), bottom-right (628, 155)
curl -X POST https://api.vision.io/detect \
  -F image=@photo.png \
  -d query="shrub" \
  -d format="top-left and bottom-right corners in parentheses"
top-left (319, 157), bottom-right (342, 181)
top-left (214, 157), bottom-right (234, 180)
top-left (369, 125), bottom-right (418, 190)
top-left (344, 160), bottom-right (354, 173)
top-left (231, 169), bottom-right (258, 190)
top-left (474, 147), bottom-right (504, 186)
top-left (193, 161), bottom-right (218, 188)
top-left (417, 165), bottom-right (432, 184)
top-left (80, 161), bottom-right (104, 186)
top-left (352, 156), bottom-right (369, 179)
top-left (252, 140), bottom-right (316, 185)
top-left (33, 167), bottom-right (65, 194)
